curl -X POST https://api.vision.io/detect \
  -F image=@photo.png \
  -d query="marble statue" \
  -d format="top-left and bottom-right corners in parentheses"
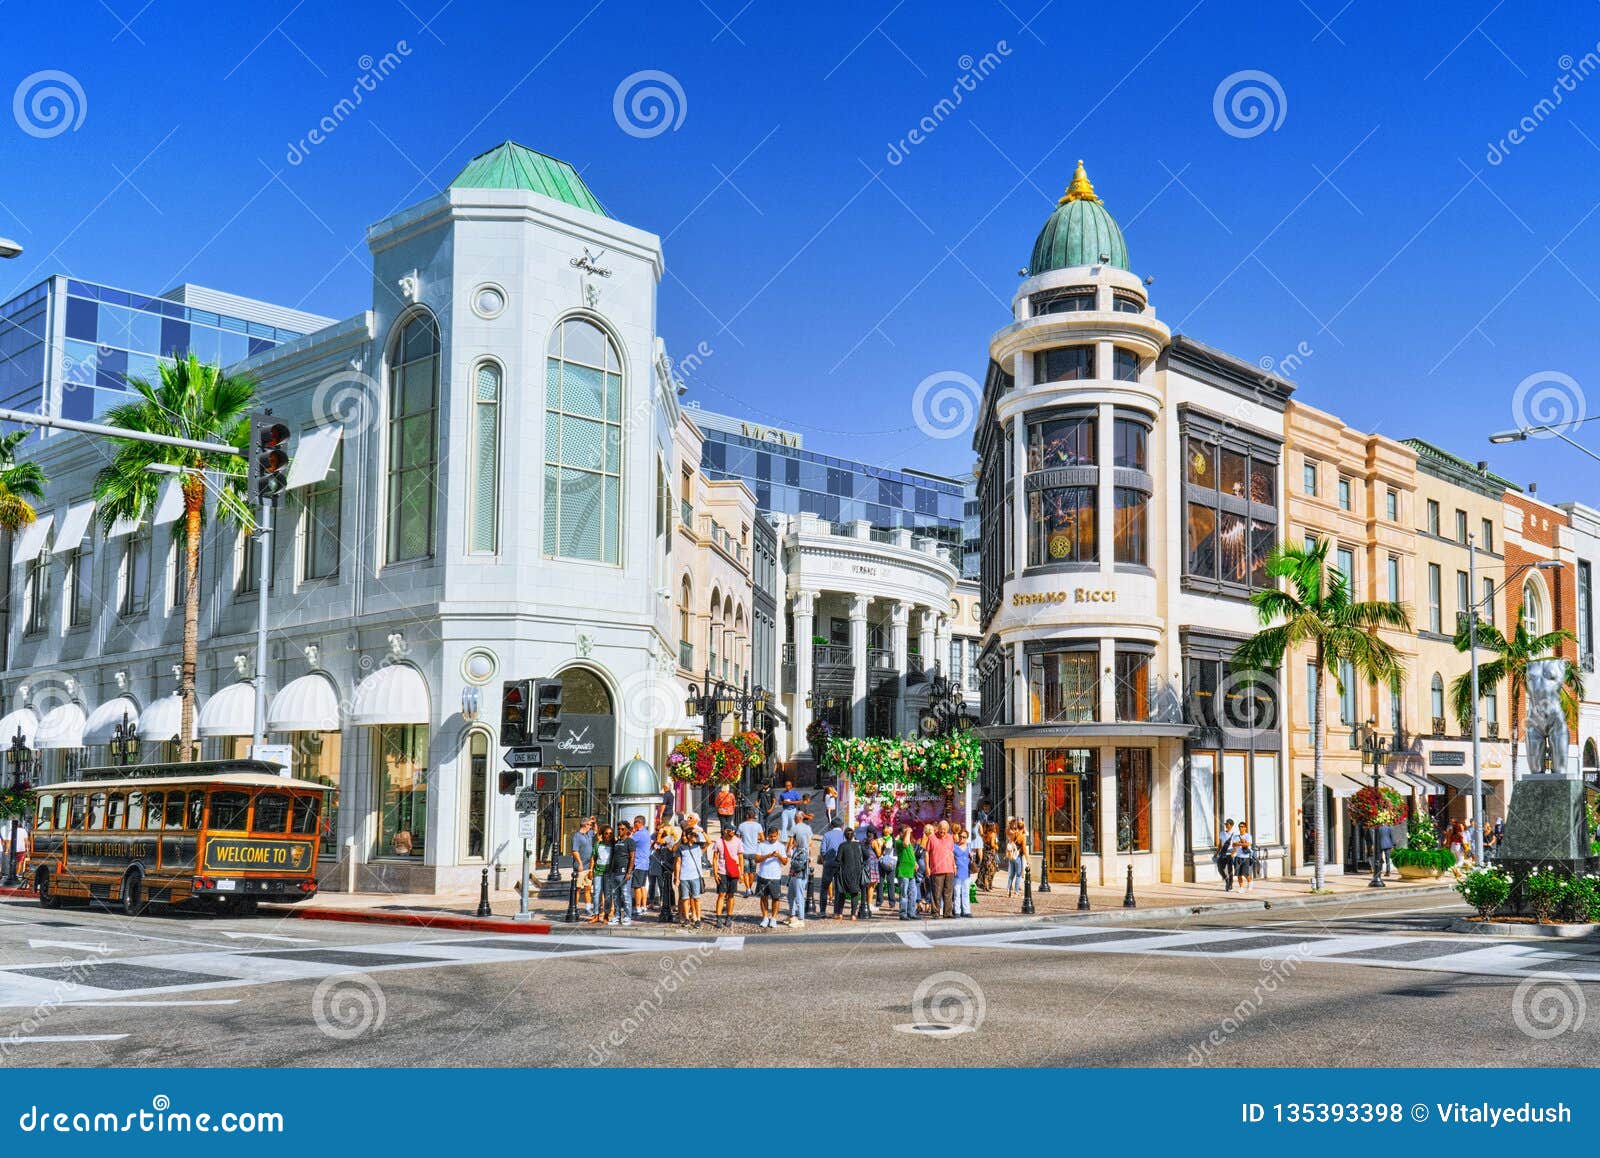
top-left (1524, 658), bottom-right (1569, 775)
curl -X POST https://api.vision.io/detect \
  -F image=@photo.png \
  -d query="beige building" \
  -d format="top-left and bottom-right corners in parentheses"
top-left (1283, 403), bottom-right (1418, 876)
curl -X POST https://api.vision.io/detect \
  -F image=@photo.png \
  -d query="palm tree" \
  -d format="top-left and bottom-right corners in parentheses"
top-left (1232, 539), bottom-right (1411, 891)
top-left (0, 430), bottom-right (48, 670)
top-left (1449, 618), bottom-right (1582, 779)
top-left (93, 355), bottom-right (254, 758)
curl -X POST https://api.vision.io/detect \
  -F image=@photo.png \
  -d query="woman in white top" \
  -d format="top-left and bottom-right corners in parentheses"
top-left (1006, 832), bottom-right (1025, 896)
top-left (1233, 821), bottom-right (1255, 892)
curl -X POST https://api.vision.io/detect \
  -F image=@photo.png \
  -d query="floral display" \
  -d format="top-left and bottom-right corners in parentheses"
top-left (667, 733), bottom-right (763, 785)
top-left (730, 730), bottom-right (765, 771)
top-left (1347, 784), bottom-right (1408, 828)
top-left (824, 733), bottom-right (981, 797)
top-left (0, 784), bottom-right (33, 822)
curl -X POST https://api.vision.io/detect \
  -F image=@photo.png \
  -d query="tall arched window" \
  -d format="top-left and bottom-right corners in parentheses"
top-left (469, 361), bottom-right (501, 554)
top-left (1522, 580), bottom-right (1543, 637)
top-left (1430, 673), bottom-right (1445, 731)
top-left (734, 606), bottom-right (746, 683)
top-left (679, 577), bottom-right (693, 670)
top-left (708, 588), bottom-right (721, 675)
top-left (461, 729), bottom-right (489, 859)
top-left (544, 318), bottom-right (623, 563)
top-left (387, 312), bottom-right (439, 563)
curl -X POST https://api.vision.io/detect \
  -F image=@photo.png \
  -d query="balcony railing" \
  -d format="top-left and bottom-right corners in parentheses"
top-left (1432, 716), bottom-right (1447, 737)
top-left (679, 640), bottom-right (694, 670)
top-left (680, 499), bottom-right (693, 526)
top-left (868, 647), bottom-right (896, 670)
top-left (1486, 721), bottom-right (1500, 740)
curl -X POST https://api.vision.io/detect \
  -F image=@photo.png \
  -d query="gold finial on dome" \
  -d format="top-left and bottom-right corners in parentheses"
top-left (1059, 159), bottom-right (1099, 205)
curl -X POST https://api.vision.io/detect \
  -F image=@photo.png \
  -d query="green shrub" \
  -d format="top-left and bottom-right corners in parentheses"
top-left (1392, 847), bottom-right (1455, 871)
top-left (1559, 875), bottom-right (1600, 923)
top-left (1525, 870), bottom-right (1566, 923)
top-left (1456, 866), bottom-right (1511, 920)
top-left (1407, 811), bottom-right (1440, 852)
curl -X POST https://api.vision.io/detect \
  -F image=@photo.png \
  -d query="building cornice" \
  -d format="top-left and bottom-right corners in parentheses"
top-left (1165, 334), bottom-right (1294, 410)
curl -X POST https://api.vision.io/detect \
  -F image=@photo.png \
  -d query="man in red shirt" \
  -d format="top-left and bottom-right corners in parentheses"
top-left (923, 820), bottom-right (957, 918)
top-left (714, 784), bottom-right (738, 830)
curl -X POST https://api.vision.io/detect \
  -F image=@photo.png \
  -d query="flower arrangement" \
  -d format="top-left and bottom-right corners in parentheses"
top-left (824, 733), bottom-right (980, 796)
top-left (805, 718), bottom-right (835, 766)
top-left (0, 784), bottom-right (33, 822)
top-left (730, 730), bottom-right (765, 771)
top-left (1405, 809), bottom-right (1439, 851)
top-left (666, 737), bottom-right (740, 785)
top-left (1348, 784), bottom-right (1408, 828)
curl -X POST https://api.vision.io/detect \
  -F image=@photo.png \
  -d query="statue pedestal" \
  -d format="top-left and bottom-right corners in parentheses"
top-left (1498, 777), bottom-right (1591, 864)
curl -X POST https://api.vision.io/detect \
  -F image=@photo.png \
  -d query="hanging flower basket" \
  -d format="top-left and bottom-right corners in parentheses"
top-left (730, 730), bottom-right (765, 771)
top-left (1349, 784), bottom-right (1408, 828)
top-left (823, 733), bottom-right (980, 796)
top-left (0, 784), bottom-right (34, 822)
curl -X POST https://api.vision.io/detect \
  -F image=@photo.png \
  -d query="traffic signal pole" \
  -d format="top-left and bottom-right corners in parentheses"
top-left (252, 494), bottom-right (273, 749)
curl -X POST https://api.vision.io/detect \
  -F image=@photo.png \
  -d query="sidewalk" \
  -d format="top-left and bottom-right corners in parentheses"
top-left (268, 870), bottom-right (1460, 935)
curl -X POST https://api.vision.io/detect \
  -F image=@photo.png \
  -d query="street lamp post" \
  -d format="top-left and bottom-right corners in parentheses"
top-left (1349, 718), bottom-right (1394, 889)
top-left (687, 671), bottom-right (779, 815)
top-left (3, 726), bottom-right (31, 887)
top-left (109, 711), bottom-right (138, 768)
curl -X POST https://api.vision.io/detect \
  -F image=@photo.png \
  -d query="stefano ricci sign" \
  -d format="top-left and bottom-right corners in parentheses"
top-left (1012, 587), bottom-right (1117, 607)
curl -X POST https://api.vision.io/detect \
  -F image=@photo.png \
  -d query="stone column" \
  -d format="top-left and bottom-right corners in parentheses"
top-left (849, 595), bottom-right (869, 740)
top-left (793, 590), bottom-right (816, 756)
top-left (934, 613), bottom-right (952, 680)
top-left (890, 601), bottom-right (911, 736)
top-left (918, 609), bottom-right (936, 673)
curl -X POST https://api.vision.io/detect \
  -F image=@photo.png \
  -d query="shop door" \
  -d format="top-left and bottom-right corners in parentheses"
top-left (1043, 774), bottom-right (1082, 884)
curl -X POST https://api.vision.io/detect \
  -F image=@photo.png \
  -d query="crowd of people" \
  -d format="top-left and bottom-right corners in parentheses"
top-left (563, 793), bottom-right (1032, 931)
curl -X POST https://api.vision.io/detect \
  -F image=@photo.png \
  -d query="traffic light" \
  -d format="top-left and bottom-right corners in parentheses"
top-left (500, 679), bottom-right (532, 747)
top-left (248, 412), bottom-right (292, 502)
top-left (498, 770), bottom-right (524, 796)
top-left (534, 679), bottom-right (563, 743)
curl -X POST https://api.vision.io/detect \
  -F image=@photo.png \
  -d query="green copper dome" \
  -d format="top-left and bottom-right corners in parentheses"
top-left (1028, 160), bottom-right (1129, 275)
top-left (450, 141), bottom-right (607, 217)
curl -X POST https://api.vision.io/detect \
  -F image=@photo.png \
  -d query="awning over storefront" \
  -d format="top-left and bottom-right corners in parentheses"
top-left (269, 673), bottom-right (341, 733)
top-left (137, 694), bottom-right (188, 742)
top-left (83, 697), bottom-right (140, 745)
top-left (36, 702), bottom-right (87, 749)
top-left (349, 665), bottom-right (429, 727)
top-left (1429, 771), bottom-right (1497, 796)
top-left (198, 682), bottom-right (257, 738)
top-left (0, 708), bottom-right (38, 750)
top-left (1390, 769), bottom-right (1444, 796)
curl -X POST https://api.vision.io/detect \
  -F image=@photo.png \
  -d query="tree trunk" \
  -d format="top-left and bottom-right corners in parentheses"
top-left (1510, 683), bottom-right (1521, 781)
top-left (1312, 644), bottom-right (1326, 892)
top-left (180, 481), bottom-right (203, 762)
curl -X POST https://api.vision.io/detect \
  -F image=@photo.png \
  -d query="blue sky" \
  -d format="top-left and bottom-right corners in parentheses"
top-left (3, 0), bottom-right (1600, 494)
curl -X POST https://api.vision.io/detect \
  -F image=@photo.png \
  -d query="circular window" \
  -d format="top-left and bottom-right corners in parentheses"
top-left (471, 285), bottom-right (506, 319)
top-left (461, 648), bottom-right (498, 685)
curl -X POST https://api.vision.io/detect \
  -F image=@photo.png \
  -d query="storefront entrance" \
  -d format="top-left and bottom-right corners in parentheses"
top-left (1029, 749), bottom-right (1095, 884)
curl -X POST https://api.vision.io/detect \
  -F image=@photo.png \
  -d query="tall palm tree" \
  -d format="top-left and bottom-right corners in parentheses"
top-left (1233, 539), bottom-right (1411, 891)
top-left (1450, 618), bottom-right (1582, 779)
top-left (0, 430), bottom-right (48, 671)
top-left (93, 355), bottom-right (254, 758)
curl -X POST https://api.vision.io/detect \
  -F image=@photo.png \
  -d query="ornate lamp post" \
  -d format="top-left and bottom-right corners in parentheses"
top-left (918, 661), bottom-right (971, 739)
top-left (1349, 718), bottom-right (1396, 889)
top-left (3, 726), bottom-right (32, 887)
top-left (109, 711), bottom-right (139, 768)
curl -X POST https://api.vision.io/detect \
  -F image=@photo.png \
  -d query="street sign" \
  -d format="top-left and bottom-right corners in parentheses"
top-left (503, 745), bottom-right (543, 769)
top-left (514, 787), bottom-right (539, 814)
top-left (250, 743), bottom-right (294, 775)
top-left (518, 813), bottom-right (536, 838)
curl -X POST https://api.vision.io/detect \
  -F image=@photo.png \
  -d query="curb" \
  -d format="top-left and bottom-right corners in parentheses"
top-left (1029, 882), bottom-right (1462, 926)
top-left (273, 906), bottom-right (553, 935)
top-left (1448, 916), bottom-right (1599, 938)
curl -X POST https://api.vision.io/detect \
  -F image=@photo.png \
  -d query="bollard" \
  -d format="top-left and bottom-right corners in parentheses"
top-left (1076, 870), bottom-right (1090, 911)
top-left (564, 873), bottom-right (581, 923)
top-left (1123, 862), bottom-right (1137, 909)
top-left (1038, 864), bottom-right (1051, 893)
top-left (476, 867), bottom-right (492, 918)
top-left (1021, 864), bottom-right (1035, 915)
top-left (807, 872), bottom-right (821, 918)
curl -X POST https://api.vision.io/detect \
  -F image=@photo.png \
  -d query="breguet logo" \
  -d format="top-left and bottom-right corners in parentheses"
top-left (559, 727), bottom-right (597, 756)
top-left (1012, 588), bottom-right (1117, 607)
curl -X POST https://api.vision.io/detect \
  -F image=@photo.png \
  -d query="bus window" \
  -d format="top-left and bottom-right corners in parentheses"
top-left (209, 790), bottom-right (248, 831)
top-left (34, 794), bottom-right (54, 830)
top-left (291, 794), bottom-right (321, 836)
top-left (54, 795), bottom-right (69, 831)
top-left (253, 792), bottom-right (290, 834)
top-left (145, 792), bottom-right (164, 829)
top-left (88, 793), bottom-right (107, 831)
top-left (106, 793), bottom-right (126, 830)
top-left (186, 791), bottom-right (204, 830)
top-left (126, 791), bottom-right (144, 830)
top-left (165, 793), bottom-right (186, 830)
top-left (71, 794), bottom-right (87, 830)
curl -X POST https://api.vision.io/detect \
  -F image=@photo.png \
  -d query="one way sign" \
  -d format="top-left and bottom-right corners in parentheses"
top-left (503, 746), bottom-right (543, 769)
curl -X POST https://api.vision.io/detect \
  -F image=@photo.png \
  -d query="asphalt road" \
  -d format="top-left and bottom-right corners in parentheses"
top-left (1, 892), bottom-right (1595, 1067)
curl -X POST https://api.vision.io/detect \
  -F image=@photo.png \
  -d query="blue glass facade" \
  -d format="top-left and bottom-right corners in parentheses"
top-left (698, 425), bottom-right (964, 544)
top-left (0, 281), bottom-right (49, 415)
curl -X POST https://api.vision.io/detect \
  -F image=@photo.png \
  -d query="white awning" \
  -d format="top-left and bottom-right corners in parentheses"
top-left (349, 664), bottom-right (429, 727)
top-left (0, 708), bottom-right (38, 750)
top-left (152, 477), bottom-right (184, 525)
top-left (35, 702), bottom-right (87, 749)
top-left (13, 514), bottom-right (53, 563)
top-left (106, 512), bottom-right (141, 539)
top-left (286, 424), bottom-right (342, 490)
top-left (198, 681), bottom-right (256, 738)
top-left (53, 502), bottom-right (96, 553)
top-left (137, 693), bottom-right (189, 742)
top-left (83, 697), bottom-right (140, 745)
top-left (269, 673), bottom-right (341, 733)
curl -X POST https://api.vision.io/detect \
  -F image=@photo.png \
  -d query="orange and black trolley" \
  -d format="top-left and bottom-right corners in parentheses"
top-left (28, 759), bottom-right (325, 916)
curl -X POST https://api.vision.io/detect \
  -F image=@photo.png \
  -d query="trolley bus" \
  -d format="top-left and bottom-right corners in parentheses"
top-left (28, 759), bottom-right (325, 915)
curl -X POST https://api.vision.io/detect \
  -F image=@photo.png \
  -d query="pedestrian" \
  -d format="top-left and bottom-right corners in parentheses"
top-left (605, 824), bottom-right (635, 926)
top-left (588, 824), bottom-right (614, 924)
top-left (824, 785), bottom-right (838, 827)
top-left (834, 826), bottom-right (868, 919)
top-left (1233, 821), bottom-right (1254, 892)
top-left (778, 779), bottom-right (802, 836)
top-left (952, 827), bottom-right (973, 917)
top-left (737, 809), bottom-right (763, 897)
top-left (817, 818), bottom-right (845, 917)
top-left (677, 818), bottom-right (706, 928)
top-left (711, 824), bottom-right (743, 929)
top-left (974, 797), bottom-right (993, 831)
top-left (923, 820), bottom-right (956, 918)
top-left (653, 824), bottom-right (679, 924)
top-left (786, 811), bottom-right (813, 925)
top-left (714, 783), bottom-right (738, 832)
top-left (1005, 827), bottom-right (1024, 897)
top-left (756, 779), bottom-right (776, 833)
top-left (1445, 820), bottom-right (1467, 864)
top-left (895, 825), bottom-right (919, 919)
top-left (1378, 821), bottom-right (1396, 877)
top-left (1217, 819), bottom-right (1236, 892)
top-left (571, 816), bottom-right (596, 915)
top-left (874, 828), bottom-right (898, 910)
top-left (629, 816), bottom-right (652, 914)
top-left (753, 827), bottom-right (788, 930)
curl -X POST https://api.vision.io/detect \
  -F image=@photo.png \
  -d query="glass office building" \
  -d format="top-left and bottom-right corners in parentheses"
top-left (0, 276), bottom-right (329, 426)
top-left (688, 406), bottom-right (966, 544)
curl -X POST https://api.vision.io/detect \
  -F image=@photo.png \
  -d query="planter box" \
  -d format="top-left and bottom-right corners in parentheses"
top-left (1395, 864), bottom-right (1446, 880)
top-left (1448, 917), bottom-right (1599, 938)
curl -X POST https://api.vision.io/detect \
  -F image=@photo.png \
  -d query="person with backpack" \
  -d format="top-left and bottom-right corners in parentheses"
top-left (711, 824), bottom-right (743, 930)
top-left (1216, 818), bottom-right (1237, 892)
top-left (588, 824), bottom-right (614, 924)
top-left (676, 816), bottom-right (707, 928)
top-left (786, 811), bottom-right (814, 926)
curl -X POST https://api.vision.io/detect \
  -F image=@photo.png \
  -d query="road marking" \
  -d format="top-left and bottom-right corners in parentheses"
top-left (896, 931), bottom-right (933, 948)
top-left (28, 938), bottom-right (110, 953)
top-left (217, 930), bottom-right (318, 944)
top-left (6, 1034), bottom-right (128, 1044)
top-left (714, 936), bottom-right (744, 951)
top-left (62, 998), bottom-right (241, 1007)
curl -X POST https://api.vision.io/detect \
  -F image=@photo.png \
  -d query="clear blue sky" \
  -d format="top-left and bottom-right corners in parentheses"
top-left (4, 0), bottom-right (1599, 495)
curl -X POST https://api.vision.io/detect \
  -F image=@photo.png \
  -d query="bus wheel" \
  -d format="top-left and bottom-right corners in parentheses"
top-left (35, 869), bottom-right (59, 910)
top-left (118, 869), bottom-right (148, 917)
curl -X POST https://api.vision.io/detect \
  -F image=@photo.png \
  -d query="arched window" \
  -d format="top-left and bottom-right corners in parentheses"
top-left (469, 361), bottom-right (501, 554)
top-left (678, 576), bottom-right (693, 669)
top-left (461, 729), bottom-right (489, 859)
top-left (723, 595), bottom-right (735, 679)
top-left (1430, 673), bottom-right (1445, 730)
top-left (1584, 739), bottom-right (1598, 781)
top-left (734, 605), bottom-right (746, 683)
top-left (1522, 580), bottom-right (1543, 637)
top-left (544, 318), bottom-right (623, 563)
top-left (387, 312), bottom-right (439, 563)
top-left (708, 588), bottom-right (722, 674)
